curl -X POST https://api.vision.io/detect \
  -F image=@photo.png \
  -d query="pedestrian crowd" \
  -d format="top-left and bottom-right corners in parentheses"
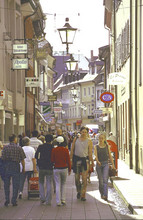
top-left (0, 127), bottom-right (116, 207)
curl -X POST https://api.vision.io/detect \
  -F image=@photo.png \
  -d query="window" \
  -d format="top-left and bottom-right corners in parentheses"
top-left (92, 87), bottom-right (94, 94)
top-left (115, 19), bottom-right (130, 70)
top-left (84, 88), bottom-right (86, 96)
top-left (78, 107), bottom-right (80, 117)
top-left (16, 14), bottom-right (20, 39)
top-left (73, 108), bottom-right (74, 117)
top-left (97, 90), bottom-right (100, 100)
top-left (88, 87), bottom-right (90, 96)
top-left (88, 105), bottom-right (91, 115)
top-left (75, 107), bottom-right (77, 118)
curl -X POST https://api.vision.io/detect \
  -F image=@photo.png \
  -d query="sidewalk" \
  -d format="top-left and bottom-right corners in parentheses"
top-left (0, 164), bottom-right (143, 219)
top-left (112, 159), bottom-right (143, 216)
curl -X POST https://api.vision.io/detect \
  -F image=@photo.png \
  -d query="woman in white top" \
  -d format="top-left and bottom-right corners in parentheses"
top-left (19, 137), bottom-right (37, 199)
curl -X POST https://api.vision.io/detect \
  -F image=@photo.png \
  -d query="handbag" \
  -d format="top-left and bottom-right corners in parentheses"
top-left (106, 143), bottom-right (117, 177)
top-left (109, 165), bottom-right (117, 177)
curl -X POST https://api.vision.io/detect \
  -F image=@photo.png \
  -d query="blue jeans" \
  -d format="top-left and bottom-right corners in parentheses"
top-left (3, 161), bottom-right (20, 204)
top-left (39, 169), bottom-right (53, 204)
top-left (96, 161), bottom-right (109, 197)
top-left (54, 168), bottom-right (68, 204)
top-left (19, 171), bottom-right (33, 193)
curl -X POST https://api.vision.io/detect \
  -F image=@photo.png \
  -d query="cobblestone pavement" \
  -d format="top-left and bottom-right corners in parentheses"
top-left (0, 171), bottom-right (142, 220)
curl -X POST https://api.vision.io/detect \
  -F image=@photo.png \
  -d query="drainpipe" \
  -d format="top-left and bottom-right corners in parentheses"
top-left (113, 1), bottom-right (118, 145)
top-left (24, 7), bottom-right (38, 133)
top-left (135, 0), bottom-right (139, 173)
top-left (129, 0), bottom-right (133, 169)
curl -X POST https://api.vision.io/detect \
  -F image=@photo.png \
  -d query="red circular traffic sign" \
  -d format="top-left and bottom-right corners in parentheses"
top-left (100, 92), bottom-right (114, 103)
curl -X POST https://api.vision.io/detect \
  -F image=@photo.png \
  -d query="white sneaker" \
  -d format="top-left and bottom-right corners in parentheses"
top-left (40, 200), bottom-right (45, 204)
top-left (61, 201), bottom-right (66, 205)
top-left (19, 192), bottom-right (22, 199)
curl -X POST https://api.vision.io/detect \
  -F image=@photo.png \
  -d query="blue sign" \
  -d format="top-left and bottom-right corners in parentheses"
top-left (100, 92), bottom-right (114, 103)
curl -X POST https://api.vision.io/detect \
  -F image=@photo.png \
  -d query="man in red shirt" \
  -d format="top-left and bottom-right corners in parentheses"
top-left (51, 136), bottom-right (71, 206)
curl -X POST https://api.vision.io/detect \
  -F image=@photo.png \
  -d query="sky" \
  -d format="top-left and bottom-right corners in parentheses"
top-left (40, 0), bottom-right (109, 58)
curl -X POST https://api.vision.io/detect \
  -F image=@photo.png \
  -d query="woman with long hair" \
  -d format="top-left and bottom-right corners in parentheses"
top-left (94, 132), bottom-right (115, 201)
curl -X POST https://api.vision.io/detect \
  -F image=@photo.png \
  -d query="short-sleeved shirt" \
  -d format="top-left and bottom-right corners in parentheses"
top-left (35, 143), bottom-right (53, 170)
top-left (22, 146), bottom-right (35, 171)
top-left (2, 143), bottom-right (26, 163)
top-left (30, 137), bottom-right (42, 152)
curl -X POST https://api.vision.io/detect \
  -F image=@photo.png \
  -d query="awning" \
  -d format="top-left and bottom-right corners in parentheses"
top-left (36, 109), bottom-right (50, 125)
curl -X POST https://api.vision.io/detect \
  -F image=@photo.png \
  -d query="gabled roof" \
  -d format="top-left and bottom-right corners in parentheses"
top-left (54, 73), bottom-right (99, 93)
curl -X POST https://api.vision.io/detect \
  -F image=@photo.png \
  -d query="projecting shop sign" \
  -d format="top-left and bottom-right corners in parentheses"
top-left (108, 72), bottom-right (127, 85)
top-left (13, 44), bottom-right (28, 54)
top-left (0, 90), bottom-right (5, 99)
top-left (25, 77), bottom-right (40, 87)
top-left (48, 95), bottom-right (57, 101)
top-left (13, 58), bottom-right (28, 69)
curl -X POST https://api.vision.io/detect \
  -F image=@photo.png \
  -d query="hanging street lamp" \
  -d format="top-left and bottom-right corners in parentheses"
top-left (57, 17), bottom-right (77, 54)
top-left (65, 54), bottom-right (78, 72)
top-left (71, 86), bottom-right (78, 104)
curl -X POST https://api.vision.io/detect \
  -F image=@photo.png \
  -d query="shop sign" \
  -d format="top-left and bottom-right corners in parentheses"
top-left (100, 107), bottom-right (112, 114)
top-left (76, 120), bottom-right (82, 125)
top-left (103, 115), bottom-right (109, 121)
top-left (108, 72), bottom-right (127, 85)
top-left (25, 77), bottom-right (40, 87)
top-left (88, 115), bottom-right (94, 119)
top-left (51, 125), bottom-right (55, 130)
top-left (66, 123), bottom-right (71, 126)
top-left (47, 54), bottom-right (56, 69)
top-left (94, 109), bottom-right (103, 114)
top-left (54, 107), bottom-right (62, 113)
top-left (8, 95), bottom-right (12, 109)
top-left (13, 58), bottom-right (28, 69)
top-left (39, 102), bottom-right (50, 106)
top-left (0, 90), bottom-right (5, 99)
top-left (13, 44), bottom-right (27, 54)
top-left (48, 95), bottom-right (57, 101)
top-left (5, 112), bottom-right (11, 119)
top-left (100, 92), bottom-right (114, 103)
top-left (37, 49), bottom-right (47, 59)
top-left (43, 105), bottom-right (51, 113)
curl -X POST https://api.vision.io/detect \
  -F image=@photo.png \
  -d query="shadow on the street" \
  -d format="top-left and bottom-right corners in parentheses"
top-left (111, 176), bottom-right (130, 181)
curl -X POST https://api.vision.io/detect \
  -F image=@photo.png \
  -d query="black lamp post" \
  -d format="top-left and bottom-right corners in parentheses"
top-left (57, 18), bottom-right (77, 54)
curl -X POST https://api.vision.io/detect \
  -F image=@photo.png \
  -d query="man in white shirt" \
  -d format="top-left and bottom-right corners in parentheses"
top-left (30, 130), bottom-right (42, 152)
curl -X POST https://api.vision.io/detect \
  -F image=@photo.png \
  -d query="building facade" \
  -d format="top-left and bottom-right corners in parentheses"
top-left (0, 0), bottom-right (55, 141)
top-left (104, 0), bottom-right (143, 175)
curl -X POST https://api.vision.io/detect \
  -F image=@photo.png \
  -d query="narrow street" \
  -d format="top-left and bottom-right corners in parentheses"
top-left (0, 171), bottom-right (141, 220)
